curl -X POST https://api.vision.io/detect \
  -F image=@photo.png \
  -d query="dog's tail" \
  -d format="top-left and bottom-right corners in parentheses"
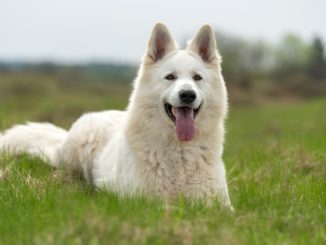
top-left (0, 122), bottom-right (68, 167)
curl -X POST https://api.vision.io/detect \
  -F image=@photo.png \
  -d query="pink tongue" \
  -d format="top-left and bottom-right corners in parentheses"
top-left (175, 107), bottom-right (196, 141)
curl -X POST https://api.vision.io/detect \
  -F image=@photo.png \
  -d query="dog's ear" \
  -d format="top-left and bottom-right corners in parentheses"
top-left (187, 25), bottom-right (219, 64)
top-left (145, 23), bottom-right (177, 63)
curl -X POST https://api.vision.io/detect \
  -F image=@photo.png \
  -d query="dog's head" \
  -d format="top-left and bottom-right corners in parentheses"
top-left (132, 23), bottom-right (227, 142)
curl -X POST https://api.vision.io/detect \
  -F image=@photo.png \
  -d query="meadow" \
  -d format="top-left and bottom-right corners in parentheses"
top-left (0, 72), bottom-right (325, 244)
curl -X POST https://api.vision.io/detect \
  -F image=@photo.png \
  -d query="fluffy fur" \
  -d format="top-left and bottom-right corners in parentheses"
top-left (0, 24), bottom-right (232, 208)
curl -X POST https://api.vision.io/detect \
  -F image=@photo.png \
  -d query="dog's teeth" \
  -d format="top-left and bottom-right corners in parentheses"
top-left (172, 107), bottom-right (176, 116)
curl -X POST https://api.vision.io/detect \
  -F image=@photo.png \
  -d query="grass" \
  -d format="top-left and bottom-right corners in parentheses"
top-left (0, 74), bottom-right (325, 244)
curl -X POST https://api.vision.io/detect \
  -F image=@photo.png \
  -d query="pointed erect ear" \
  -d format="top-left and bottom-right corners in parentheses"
top-left (187, 25), bottom-right (219, 63)
top-left (146, 23), bottom-right (177, 63)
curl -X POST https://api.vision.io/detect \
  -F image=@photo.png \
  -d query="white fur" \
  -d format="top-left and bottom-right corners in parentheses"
top-left (0, 122), bottom-right (67, 165)
top-left (0, 24), bottom-right (232, 208)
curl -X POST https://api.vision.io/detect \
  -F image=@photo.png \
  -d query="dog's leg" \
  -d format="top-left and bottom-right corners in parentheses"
top-left (216, 161), bottom-right (234, 211)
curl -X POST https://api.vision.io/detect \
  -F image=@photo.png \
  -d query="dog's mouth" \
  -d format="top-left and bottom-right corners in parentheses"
top-left (164, 103), bottom-right (200, 141)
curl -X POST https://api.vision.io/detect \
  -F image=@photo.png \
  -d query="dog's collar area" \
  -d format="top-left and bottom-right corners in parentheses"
top-left (164, 103), bottom-right (200, 123)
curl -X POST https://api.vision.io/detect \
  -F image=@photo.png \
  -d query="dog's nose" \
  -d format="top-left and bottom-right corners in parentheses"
top-left (179, 89), bottom-right (196, 104)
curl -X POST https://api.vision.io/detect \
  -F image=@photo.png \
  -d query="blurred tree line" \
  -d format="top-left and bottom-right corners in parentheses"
top-left (0, 32), bottom-right (325, 102)
top-left (217, 31), bottom-right (326, 101)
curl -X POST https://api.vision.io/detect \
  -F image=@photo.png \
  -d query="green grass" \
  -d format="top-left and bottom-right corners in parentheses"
top-left (0, 74), bottom-right (325, 244)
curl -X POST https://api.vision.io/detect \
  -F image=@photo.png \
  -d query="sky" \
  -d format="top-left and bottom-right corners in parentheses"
top-left (0, 0), bottom-right (325, 64)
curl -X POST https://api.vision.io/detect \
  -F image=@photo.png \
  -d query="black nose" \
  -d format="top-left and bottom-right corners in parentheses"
top-left (179, 89), bottom-right (196, 104)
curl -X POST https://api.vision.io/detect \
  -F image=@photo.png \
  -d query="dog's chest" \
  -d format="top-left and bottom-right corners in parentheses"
top-left (136, 144), bottom-right (219, 198)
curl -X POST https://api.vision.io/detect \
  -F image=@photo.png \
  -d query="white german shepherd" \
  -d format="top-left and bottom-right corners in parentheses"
top-left (0, 23), bottom-right (232, 208)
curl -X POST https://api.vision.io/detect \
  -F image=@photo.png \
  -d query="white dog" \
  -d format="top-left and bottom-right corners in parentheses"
top-left (0, 23), bottom-right (232, 208)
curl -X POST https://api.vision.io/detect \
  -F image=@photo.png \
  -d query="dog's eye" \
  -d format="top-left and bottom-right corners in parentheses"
top-left (193, 74), bottom-right (202, 81)
top-left (165, 74), bottom-right (176, 81)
